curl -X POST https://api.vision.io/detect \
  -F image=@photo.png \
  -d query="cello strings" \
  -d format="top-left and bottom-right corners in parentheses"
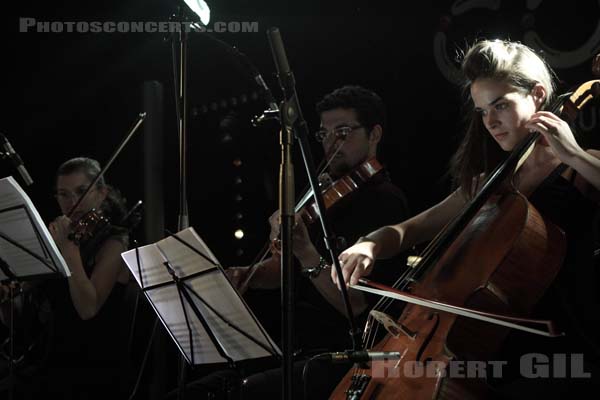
top-left (349, 85), bottom-right (587, 384)
top-left (358, 193), bottom-right (474, 352)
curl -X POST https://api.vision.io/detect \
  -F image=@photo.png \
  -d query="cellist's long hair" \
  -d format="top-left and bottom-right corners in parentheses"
top-left (450, 39), bottom-right (557, 197)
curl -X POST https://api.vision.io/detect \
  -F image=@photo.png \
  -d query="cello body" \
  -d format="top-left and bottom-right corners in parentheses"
top-left (330, 190), bottom-right (566, 399)
top-left (330, 79), bottom-right (599, 400)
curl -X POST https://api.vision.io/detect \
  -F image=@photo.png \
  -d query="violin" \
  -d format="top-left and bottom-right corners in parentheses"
top-left (300, 158), bottom-right (383, 225)
top-left (68, 208), bottom-right (111, 247)
top-left (329, 80), bottom-right (600, 399)
top-left (274, 157), bottom-right (383, 245)
top-left (67, 199), bottom-right (143, 247)
top-left (240, 157), bottom-right (384, 291)
top-left (59, 113), bottom-right (146, 247)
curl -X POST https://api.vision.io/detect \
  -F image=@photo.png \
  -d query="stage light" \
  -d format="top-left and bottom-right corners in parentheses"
top-left (183, 0), bottom-right (211, 25)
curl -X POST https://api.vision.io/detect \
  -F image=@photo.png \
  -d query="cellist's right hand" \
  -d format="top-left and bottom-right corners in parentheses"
top-left (332, 239), bottom-right (378, 290)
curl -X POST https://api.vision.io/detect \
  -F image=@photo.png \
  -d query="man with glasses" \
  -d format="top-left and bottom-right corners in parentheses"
top-left (189, 85), bottom-right (411, 399)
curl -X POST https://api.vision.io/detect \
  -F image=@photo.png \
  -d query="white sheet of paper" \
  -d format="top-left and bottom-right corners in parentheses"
top-left (121, 227), bottom-right (281, 364)
top-left (122, 227), bottom-right (219, 288)
top-left (0, 176), bottom-right (69, 280)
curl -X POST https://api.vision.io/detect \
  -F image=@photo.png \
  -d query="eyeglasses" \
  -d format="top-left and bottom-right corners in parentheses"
top-left (314, 125), bottom-right (364, 143)
top-left (54, 186), bottom-right (95, 202)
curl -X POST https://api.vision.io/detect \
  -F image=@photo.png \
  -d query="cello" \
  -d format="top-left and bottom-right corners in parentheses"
top-left (329, 79), bottom-right (600, 399)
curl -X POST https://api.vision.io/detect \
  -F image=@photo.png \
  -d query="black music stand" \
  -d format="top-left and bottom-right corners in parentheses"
top-left (0, 176), bottom-right (70, 400)
top-left (120, 227), bottom-right (281, 396)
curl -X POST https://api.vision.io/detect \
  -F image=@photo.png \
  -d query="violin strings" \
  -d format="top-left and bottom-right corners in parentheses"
top-left (242, 139), bottom-right (349, 287)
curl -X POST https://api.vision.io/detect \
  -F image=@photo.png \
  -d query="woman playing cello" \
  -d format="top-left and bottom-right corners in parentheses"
top-left (333, 39), bottom-right (600, 398)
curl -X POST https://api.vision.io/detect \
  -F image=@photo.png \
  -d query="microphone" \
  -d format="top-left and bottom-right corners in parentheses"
top-left (0, 133), bottom-right (33, 186)
top-left (267, 27), bottom-right (308, 132)
top-left (234, 48), bottom-right (279, 112)
top-left (254, 72), bottom-right (279, 112)
top-left (326, 350), bottom-right (402, 364)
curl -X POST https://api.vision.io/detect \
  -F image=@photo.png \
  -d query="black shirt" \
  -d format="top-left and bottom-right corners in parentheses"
top-left (296, 168), bottom-right (410, 352)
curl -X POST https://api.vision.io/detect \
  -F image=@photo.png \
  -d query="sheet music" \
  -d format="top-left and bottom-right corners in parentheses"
top-left (122, 228), bottom-right (219, 288)
top-left (0, 176), bottom-right (69, 280)
top-left (121, 227), bottom-right (281, 365)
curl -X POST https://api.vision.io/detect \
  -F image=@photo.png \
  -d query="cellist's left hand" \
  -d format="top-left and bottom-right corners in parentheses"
top-left (525, 111), bottom-right (584, 163)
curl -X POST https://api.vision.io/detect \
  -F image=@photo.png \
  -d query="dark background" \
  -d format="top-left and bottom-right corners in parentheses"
top-left (2, 1), bottom-right (600, 397)
top-left (3, 0), bottom-right (600, 266)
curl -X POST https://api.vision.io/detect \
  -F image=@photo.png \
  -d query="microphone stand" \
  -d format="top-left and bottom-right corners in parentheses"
top-left (169, 7), bottom-right (190, 232)
top-left (266, 27), bottom-right (362, 400)
top-left (167, 7), bottom-right (190, 400)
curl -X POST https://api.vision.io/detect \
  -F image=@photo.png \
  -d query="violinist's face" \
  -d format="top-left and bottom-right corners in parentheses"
top-left (319, 108), bottom-right (381, 179)
top-left (471, 78), bottom-right (543, 151)
top-left (55, 172), bottom-right (108, 221)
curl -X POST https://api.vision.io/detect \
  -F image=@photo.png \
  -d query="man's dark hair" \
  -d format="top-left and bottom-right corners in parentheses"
top-left (315, 85), bottom-right (386, 135)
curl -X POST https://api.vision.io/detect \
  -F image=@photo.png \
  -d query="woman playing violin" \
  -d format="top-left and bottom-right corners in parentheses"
top-left (50, 157), bottom-right (131, 320)
top-left (27, 157), bottom-right (133, 399)
top-left (334, 40), bottom-right (600, 398)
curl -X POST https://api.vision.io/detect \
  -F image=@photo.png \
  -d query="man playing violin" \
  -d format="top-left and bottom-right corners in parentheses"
top-left (220, 85), bottom-right (411, 399)
top-left (334, 40), bottom-right (600, 398)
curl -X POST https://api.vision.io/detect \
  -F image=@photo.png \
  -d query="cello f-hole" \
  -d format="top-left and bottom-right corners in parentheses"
top-left (417, 313), bottom-right (440, 362)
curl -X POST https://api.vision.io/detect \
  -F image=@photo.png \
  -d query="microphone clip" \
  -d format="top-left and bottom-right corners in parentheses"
top-left (251, 108), bottom-right (280, 127)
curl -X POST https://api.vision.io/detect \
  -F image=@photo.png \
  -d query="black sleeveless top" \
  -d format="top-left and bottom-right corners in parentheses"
top-left (41, 226), bottom-right (130, 368)
top-left (528, 163), bottom-right (600, 356)
top-left (496, 163), bottom-right (600, 393)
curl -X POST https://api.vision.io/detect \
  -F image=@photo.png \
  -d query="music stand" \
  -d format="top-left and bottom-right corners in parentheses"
top-left (120, 227), bottom-right (280, 377)
top-left (0, 176), bottom-right (70, 399)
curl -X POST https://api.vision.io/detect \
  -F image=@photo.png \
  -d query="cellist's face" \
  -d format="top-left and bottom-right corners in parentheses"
top-left (319, 108), bottom-right (381, 179)
top-left (471, 78), bottom-right (540, 151)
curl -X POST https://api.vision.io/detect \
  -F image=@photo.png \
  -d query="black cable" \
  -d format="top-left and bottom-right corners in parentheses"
top-left (128, 318), bottom-right (159, 400)
top-left (302, 353), bottom-right (329, 400)
top-left (126, 283), bottom-right (141, 360)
